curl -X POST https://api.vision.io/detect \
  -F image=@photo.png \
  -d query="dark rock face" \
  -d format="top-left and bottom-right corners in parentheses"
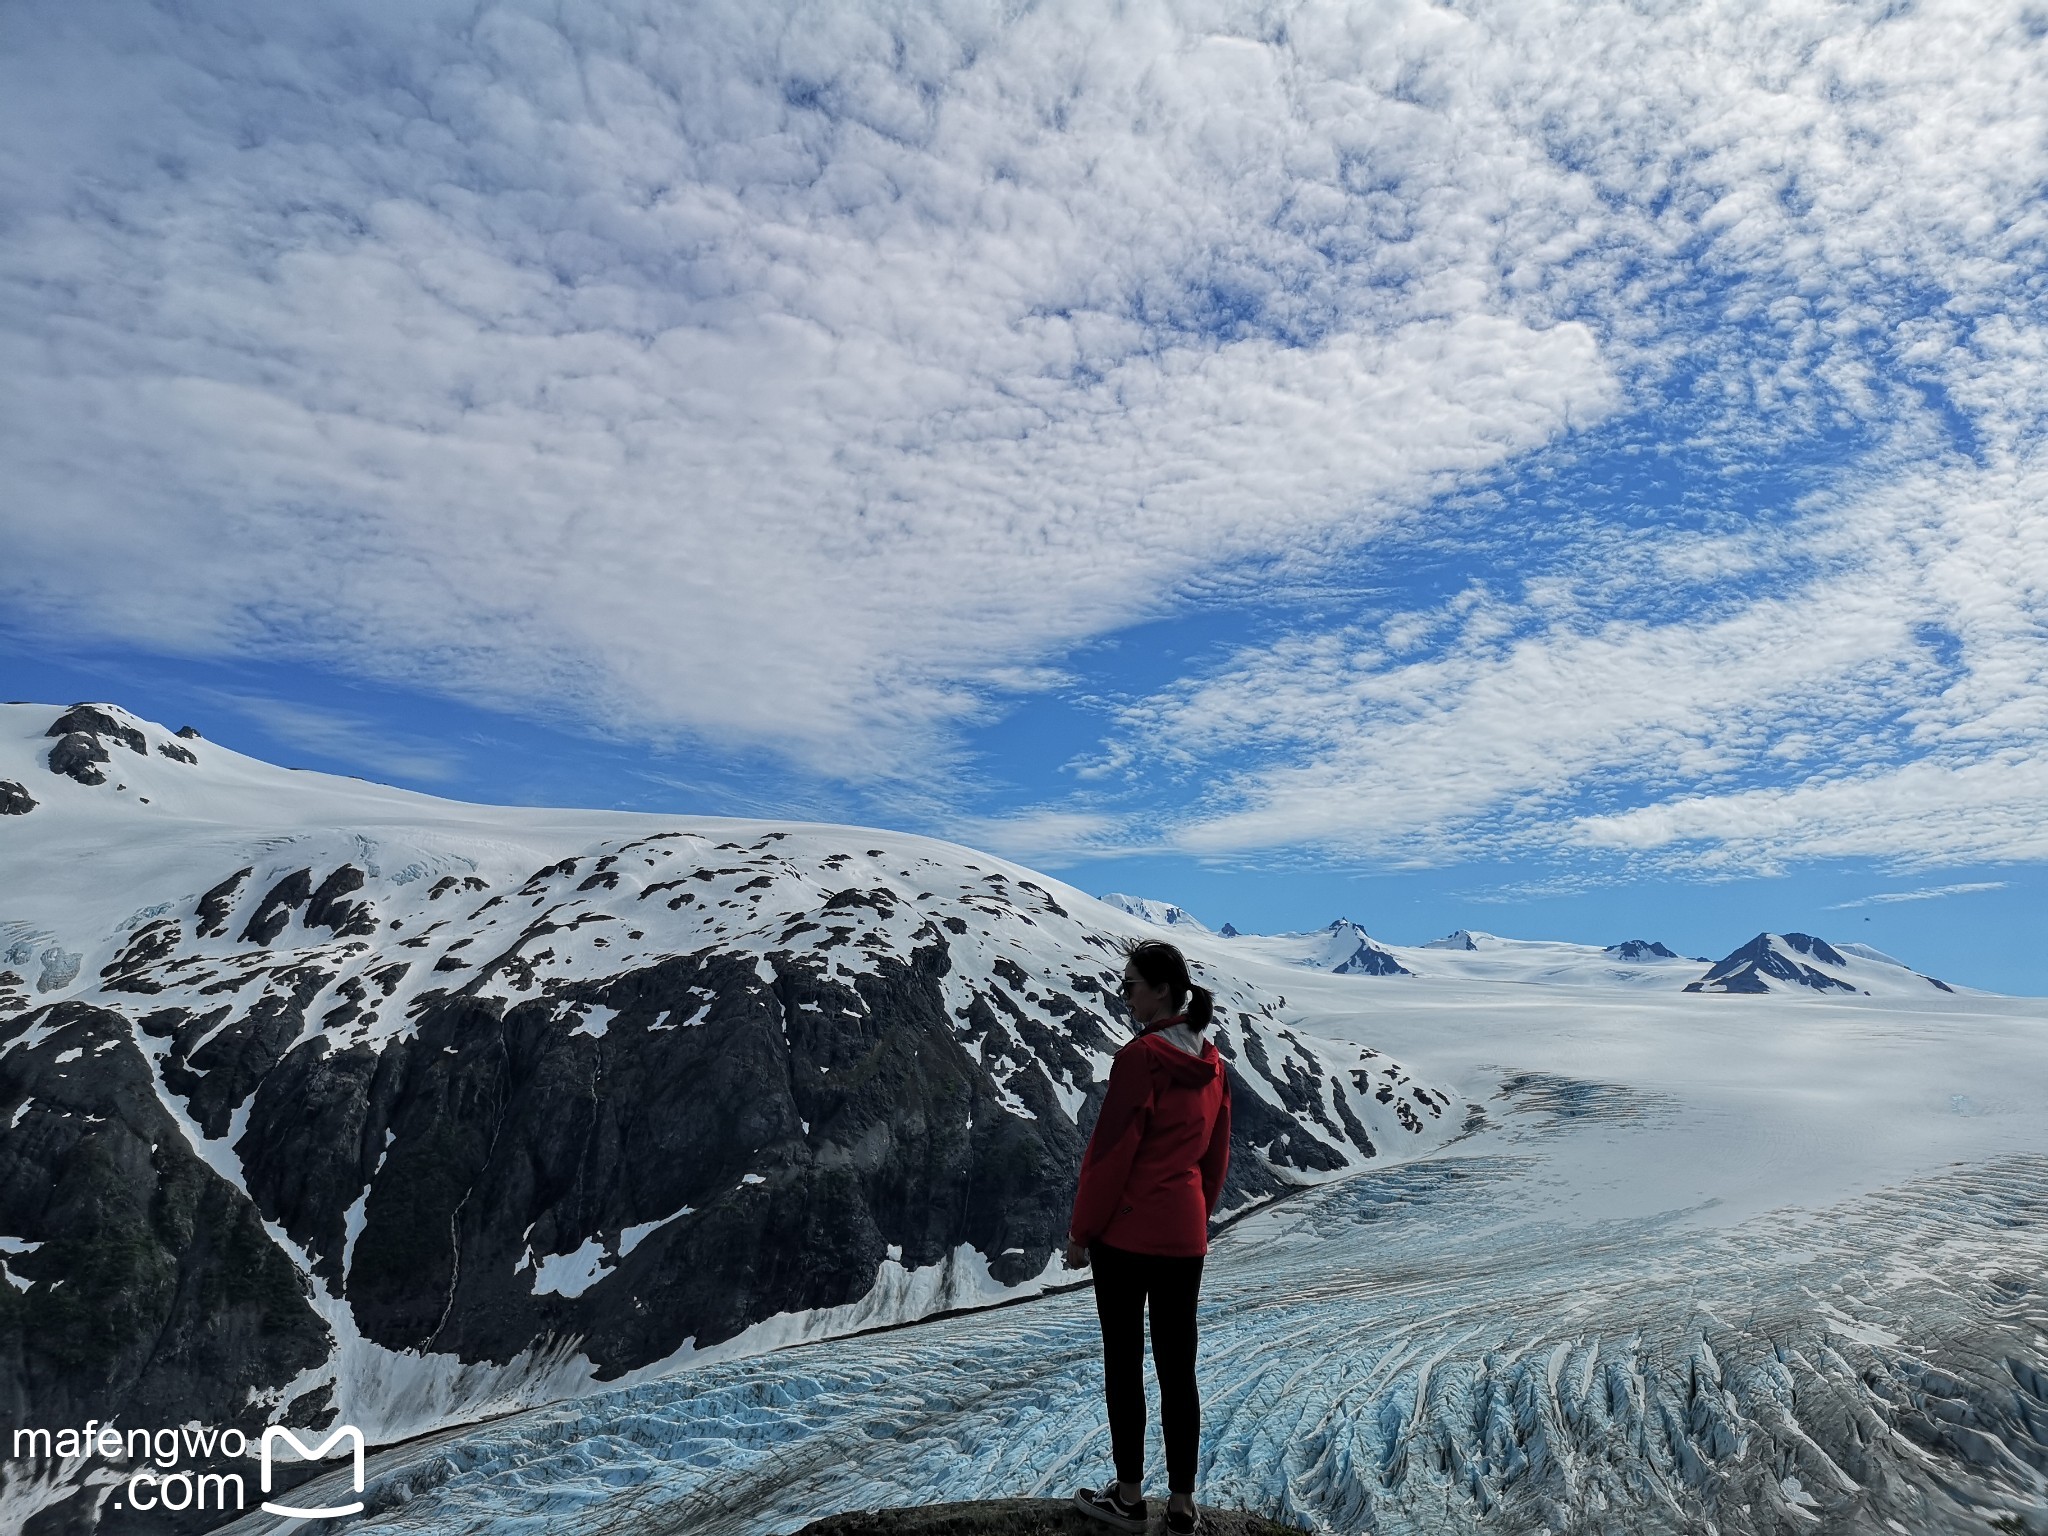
top-left (47, 703), bottom-right (147, 755)
top-left (47, 732), bottom-right (110, 786)
top-left (0, 1001), bottom-right (330, 1448)
top-left (306, 865), bottom-right (375, 936)
top-left (101, 920), bottom-right (182, 991)
top-left (0, 779), bottom-right (35, 814)
top-left (156, 740), bottom-right (198, 765)
top-left (1607, 939), bottom-right (1679, 961)
top-left (175, 725), bottom-right (202, 739)
top-left (233, 943), bottom-right (1100, 1371)
top-left (1685, 932), bottom-right (1859, 994)
top-left (240, 869), bottom-right (314, 946)
top-left (196, 867), bottom-right (253, 938)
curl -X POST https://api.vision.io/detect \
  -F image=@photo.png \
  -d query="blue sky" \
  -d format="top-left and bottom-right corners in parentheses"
top-left (5, 0), bottom-right (2048, 992)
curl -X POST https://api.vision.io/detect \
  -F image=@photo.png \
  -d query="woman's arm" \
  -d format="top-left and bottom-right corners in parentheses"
top-left (1199, 1072), bottom-right (1231, 1215)
top-left (1068, 1049), bottom-right (1155, 1245)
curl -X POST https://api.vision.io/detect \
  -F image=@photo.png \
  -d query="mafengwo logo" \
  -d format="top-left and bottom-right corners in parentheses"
top-left (261, 1425), bottom-right (366, 1518)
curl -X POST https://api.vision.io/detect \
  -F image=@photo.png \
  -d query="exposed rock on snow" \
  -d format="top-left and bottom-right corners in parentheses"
top-left (46, 731), bottom-right (110, 785)
top-left (0, 779), bottom-right (34, 815)
top-left (46, 702), bottom-right (147, 756)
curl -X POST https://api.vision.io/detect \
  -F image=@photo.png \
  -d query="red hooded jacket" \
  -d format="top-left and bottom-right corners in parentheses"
top-left (1069, 1019), bottom-right (1232, 1257)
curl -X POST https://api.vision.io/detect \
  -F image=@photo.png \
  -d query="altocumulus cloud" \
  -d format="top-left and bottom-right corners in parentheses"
top-left (0, 0), bottom-right (1609, 779)
top-left (1078, 0), bottom-right (2048, 873)
top-left (1, 0), bottom-right (2045, 877)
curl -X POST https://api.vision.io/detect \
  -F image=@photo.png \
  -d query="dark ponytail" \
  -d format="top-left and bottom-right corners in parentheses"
top-left (1120, 937), bottom-right (1215, 1030)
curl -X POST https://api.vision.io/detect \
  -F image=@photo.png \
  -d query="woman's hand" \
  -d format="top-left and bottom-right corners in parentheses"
top-left (1063, 1239), bottom-right (1090, 1270)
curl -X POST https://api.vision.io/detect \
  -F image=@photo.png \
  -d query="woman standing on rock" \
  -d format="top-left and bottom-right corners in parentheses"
top-left (1066, 937), bottom-right (1231, 1535)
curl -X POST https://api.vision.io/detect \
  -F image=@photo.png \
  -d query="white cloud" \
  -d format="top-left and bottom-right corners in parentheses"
top-left (0, 0), bottom-right (1617, 782)
top-left (0, 0), bottom-right (2044, 866)
top-left (1827, 882), bottom-right (2008, 909)
top-left (1129, 443), bottom-right (2048, 868)
top-left (210, 693), bottom-right (466, 785)
top-left (950, 808), bottom-right (1134, 864)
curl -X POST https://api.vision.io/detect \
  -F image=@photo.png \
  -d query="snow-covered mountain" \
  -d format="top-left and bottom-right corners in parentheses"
top-left (1220, 925), bottom-right (1710, 992)
top-left (1261, 919), bottom-right (1411, 977)
top-left (1104, 903), bottom-right (1409, 978)
top-left (1182, 918), bottom-right (1957, 999)
top-left (1605, 938), bottom-right (1684, 962)
top-left (1684, 931), bottom-right (1957, 995)
top-left (1096, 893), bottom-right (1210, 932)
top-left (0, 703), bottom-right (1453, 1529)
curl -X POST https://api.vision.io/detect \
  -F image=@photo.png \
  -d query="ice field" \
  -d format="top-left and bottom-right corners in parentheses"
top-left (217, 972), bottom-right (2048, 1536)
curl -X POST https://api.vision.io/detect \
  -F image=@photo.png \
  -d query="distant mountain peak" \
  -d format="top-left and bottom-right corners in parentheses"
top-left (1097, 893), bottom-right (1210, 933)
top-left (1605, 939), bottom-right (1680, 962)
top-left (1684, 931), bottom-right (1955, 996)
top-left (1423, 929), bottom-right (1485, 951)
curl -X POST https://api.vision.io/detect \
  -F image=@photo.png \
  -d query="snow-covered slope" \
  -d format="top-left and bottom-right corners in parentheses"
top-left (0, 703), bottom-right (1454, 1529)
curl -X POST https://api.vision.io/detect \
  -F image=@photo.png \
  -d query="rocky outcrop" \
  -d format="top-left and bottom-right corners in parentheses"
top-left (41, 703), bottom-right (163, 787)
top-left (0, 779), bottom-right (35, 814)
top-left (239, 869), bottom-right (314, 946)
top-left (46, 704), bottom-right (147, 756)
top-left (195, 868), bottom-right (253, 939)
top-left (47, 732), bottom-right (111, 786)
top-left (791, 1500), bottom-right (1299, 1535)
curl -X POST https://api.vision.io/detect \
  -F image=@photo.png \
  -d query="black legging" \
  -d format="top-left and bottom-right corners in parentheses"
top-left (1089, 1240), bottom-right (1205, 1495)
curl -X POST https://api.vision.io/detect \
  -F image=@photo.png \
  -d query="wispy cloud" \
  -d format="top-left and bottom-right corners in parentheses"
top-left (209, 693), bottom-right (464, 785)
top-left (1827, 882), bottom-right (2008, 910)
top-left (949, 808), bottom-right (1137, 864)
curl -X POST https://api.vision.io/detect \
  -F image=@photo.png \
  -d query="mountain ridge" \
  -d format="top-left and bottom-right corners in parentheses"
top-left (0, 703), bottom-right (1451, 1532)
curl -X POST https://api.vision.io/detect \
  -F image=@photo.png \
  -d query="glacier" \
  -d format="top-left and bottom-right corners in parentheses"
top-left (214, 977), bottom-right (2048, 1536)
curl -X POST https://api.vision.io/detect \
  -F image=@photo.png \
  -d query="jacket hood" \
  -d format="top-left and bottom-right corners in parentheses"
top-left (1132, 1028), bottom-right (1222, 1087)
